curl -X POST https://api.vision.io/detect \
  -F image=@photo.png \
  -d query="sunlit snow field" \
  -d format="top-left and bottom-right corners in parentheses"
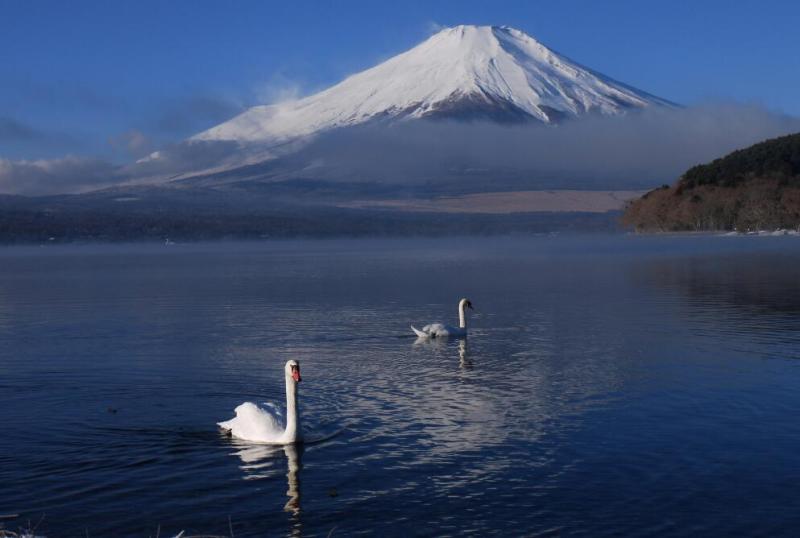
top-left (2, 235), bottom-right (800, 537)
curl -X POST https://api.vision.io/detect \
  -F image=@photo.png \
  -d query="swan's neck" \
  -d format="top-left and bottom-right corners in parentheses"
top-left (284, 375), bottom-right (300, 443)
top-left (458, 302), bottom-right (467, 329)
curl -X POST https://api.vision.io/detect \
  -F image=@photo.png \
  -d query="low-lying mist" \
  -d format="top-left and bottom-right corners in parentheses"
top-left (293, 103), bottom-right (800, 190)
top-left (1, 103), bottom-right (798, 196)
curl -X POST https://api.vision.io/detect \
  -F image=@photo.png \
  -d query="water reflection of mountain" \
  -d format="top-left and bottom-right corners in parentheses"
top-left (631, 252), bottom-right (800, 359)
top-left (634, 254), bottom-right (800, 318)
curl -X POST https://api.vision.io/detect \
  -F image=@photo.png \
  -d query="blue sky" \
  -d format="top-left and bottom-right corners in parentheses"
top-left (2, 0), bottom-right (799, 161)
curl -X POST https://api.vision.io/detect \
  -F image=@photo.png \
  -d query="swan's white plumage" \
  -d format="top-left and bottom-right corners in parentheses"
top-left (412, 298), bottom-right (473, 338)
top-left (218, 402), bottom-right (287, 444)
top-left (219, 359), bottom-right (302, 445)
top-left (412, 323), bottom-right (465, 338)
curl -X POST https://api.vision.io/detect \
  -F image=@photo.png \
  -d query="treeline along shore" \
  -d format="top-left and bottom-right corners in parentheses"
top-left (0, 204), bottom-right (619, 244)
top-left (623, 133), bottom-right (800, 232)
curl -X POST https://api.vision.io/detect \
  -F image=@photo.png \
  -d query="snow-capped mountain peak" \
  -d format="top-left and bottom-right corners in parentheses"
top-left (195, 25), bottom-right (671, 143)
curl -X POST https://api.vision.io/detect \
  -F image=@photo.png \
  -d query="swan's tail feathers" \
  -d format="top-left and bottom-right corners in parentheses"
top-left (217, 420), bottom-right (233, 435)
top-left (411, 325), bottom-right (429, 338)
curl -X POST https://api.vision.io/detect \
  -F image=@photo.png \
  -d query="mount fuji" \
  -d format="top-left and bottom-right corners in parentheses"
top-left (0, 26), bottom-right (682, 240)
top-left (194, 25), bottom-right (673, 145)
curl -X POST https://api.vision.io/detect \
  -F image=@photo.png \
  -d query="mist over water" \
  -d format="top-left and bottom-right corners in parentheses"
top-left (1, 236), bottom-right (800, 536)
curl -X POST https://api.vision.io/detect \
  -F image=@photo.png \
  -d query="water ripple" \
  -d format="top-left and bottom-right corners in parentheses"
top-left (2, 236), bottom-right (800, 536)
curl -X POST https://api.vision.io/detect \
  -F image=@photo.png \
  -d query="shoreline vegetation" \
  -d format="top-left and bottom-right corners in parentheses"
top-left (623, 133), bottom-right (800, 232)
top-left (0, 186), bottom-right (639, 244)
top-left (0, 205), bottom-right (620, 244)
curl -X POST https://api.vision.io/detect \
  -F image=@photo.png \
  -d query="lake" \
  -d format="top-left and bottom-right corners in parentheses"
top-left (1, 235), bottom-right (800, 537)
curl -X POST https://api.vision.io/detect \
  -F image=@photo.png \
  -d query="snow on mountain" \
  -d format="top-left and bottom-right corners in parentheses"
top-left (194, 25), bottom-right (672, 144)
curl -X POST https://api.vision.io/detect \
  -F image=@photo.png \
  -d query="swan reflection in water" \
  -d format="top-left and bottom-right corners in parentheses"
top-left (228, 441), bottom-right (304, 535)
top-left (458, 339), bottom-right (472, 369)
top-left (283, 443), bottom-right (303, 517)
top-left (413, 336), bottom-right (472, 369)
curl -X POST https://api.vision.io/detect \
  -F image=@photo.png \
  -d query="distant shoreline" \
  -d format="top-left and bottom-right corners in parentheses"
top-left (0, 207), bottom-right (623, 245)
top-left (338, 190), bottom-right (645, 214)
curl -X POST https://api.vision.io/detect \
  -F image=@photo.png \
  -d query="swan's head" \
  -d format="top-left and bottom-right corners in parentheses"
top-left (285, 359), bottom-right (301, 383)
top-left (460, 298), bottom-right (474, 311)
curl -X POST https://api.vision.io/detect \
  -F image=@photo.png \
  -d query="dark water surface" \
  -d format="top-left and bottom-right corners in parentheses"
top-left (2, 235), bottom-right (800, 537)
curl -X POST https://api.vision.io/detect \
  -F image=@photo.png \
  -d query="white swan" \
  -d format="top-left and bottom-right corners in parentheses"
top-left (411, 298), bottom-right (474, 338)
top-left (218, 359), bottom-right (303, 444)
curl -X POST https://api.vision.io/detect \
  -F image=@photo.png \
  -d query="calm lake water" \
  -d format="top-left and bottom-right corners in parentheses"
top-left (2, 235), bottom-right (800, 537)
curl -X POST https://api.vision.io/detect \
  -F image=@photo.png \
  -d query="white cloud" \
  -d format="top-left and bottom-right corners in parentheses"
top-left (0, 156), bottom-right (121, 196)
top-left (254, 73), bottom-right (304, 105)
top-left (108, 129), bottom-right (152, 158)
top-left (425, 21), bottom-right (446, 35)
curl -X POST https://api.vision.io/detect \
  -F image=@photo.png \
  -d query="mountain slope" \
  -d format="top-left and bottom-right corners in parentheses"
top-left (195, 25), bottom-right (672, 143)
